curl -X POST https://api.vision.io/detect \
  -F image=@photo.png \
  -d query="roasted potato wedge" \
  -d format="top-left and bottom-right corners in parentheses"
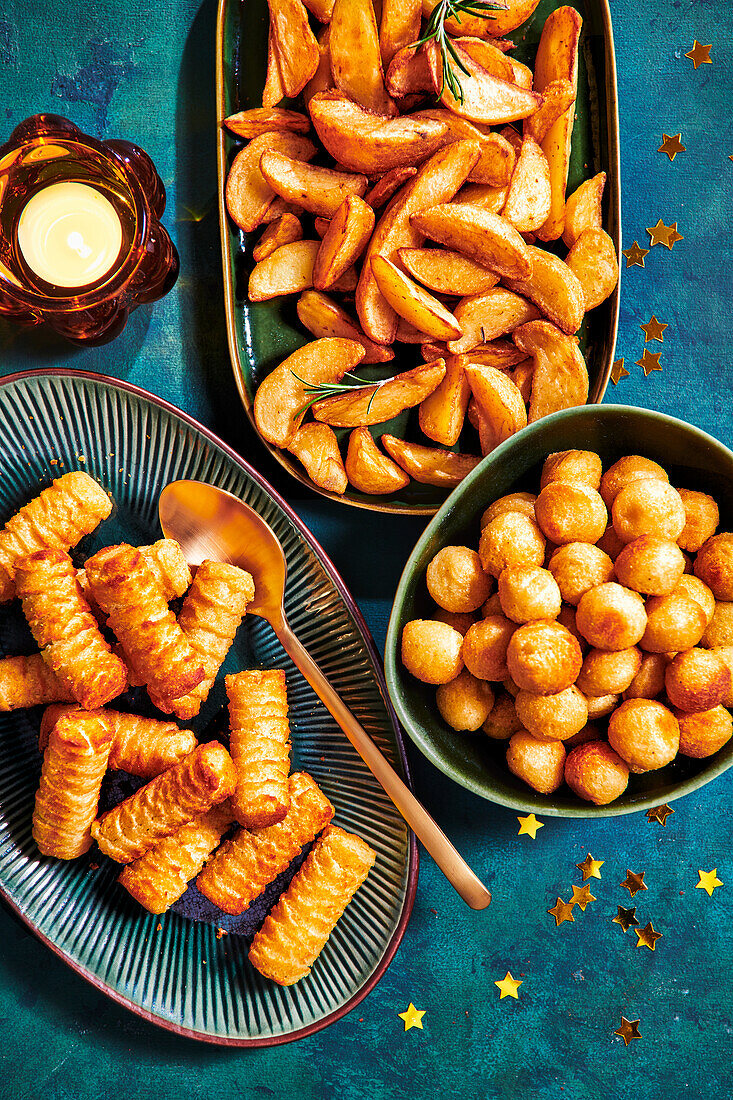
top-left (370, 256), bottom-right (463, 339)
top-left (253, 337), bottom-right (365, 447)
top-left (456, 37), bottom-right (517, 84)
top-left (302, 0), bottom-right (336, 21)
top-left (464, 364), bottom-right (527, 451)
top-left (510, 358), bottom-right (534, 403)
top-left (261, 196), bottom-right (300, 223)
top-left (411, 203), bottom-right (532, 281)
top-left (420, 0), bottom-right (541, 39)
top-left (501, 138), bottom-right (552, 233)
top-left (385, 45), bottom-right (433, 97)
top-left (262, 26), bottom-right (286, 108)
top-left (259, 151), bottom-right (368, 217)
top-left (419, 354), bottom-right (471, 446)
top-left (513, 319), bottom-right (588, 422)
top-left (449, 288), bottom-right (540, 354)
top-left (303, 24), bottom-right (333, 105)
top-left (397, 247), bottom-right (499, 296)
top-left (381, 435), bottom-right (481, 486)
top-left (314, 216), bottom-right (330, 237)
top-left (524, 78), bottom-right (575, 145)
top-left (467, 339), bottom-right (529, 369)
top-left (248, 240), bottom-right (321, 301)
top-left (364, 166), bottom-right (418, 209)
top-left (252, 213), bottom-right (303, 262)
top-left (412, 110), bottom-right (516, 187)
top-left (425, 40), bottom-right (541, 126)
top-left (287, 422), bottom-right (348, 494)
top-left (267, 0), bottom-right (321, 98)
top-left (224, 108), bottom-right (311, 139)
top-left (314, 195), bottom-right (375, 291)
top-left (504, 244), bottom-right (585, 334)
top-left (297, 290), bottom-right (395, 363)
top-left (562, 172), bottom-right (606, 248)
top-left (565, 228), bottom-right (619, 310)
top-left (379, 0), bottom-right (422, 68)
top-left (345, 427), bottom-right (411, 493)
top-left (225, 133), bottom-right (316, 233)
top-left (455, 182), bottom-right (509, 214)
top-left (312, 359), bottom-right (446, 427)
top-left (330, 0), bottom-right (395, 115)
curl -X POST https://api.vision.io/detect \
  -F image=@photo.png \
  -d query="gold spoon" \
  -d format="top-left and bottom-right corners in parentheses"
top-left (159, 479), bottom-right (491, 911)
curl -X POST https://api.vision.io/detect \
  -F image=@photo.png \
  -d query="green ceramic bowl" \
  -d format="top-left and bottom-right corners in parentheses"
top-left (385, 405), bottom-right (733, 817)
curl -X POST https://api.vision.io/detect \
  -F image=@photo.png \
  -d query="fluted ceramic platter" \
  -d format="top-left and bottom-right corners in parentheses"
top-left (0, 369), bottom-right (417, 1045)
top-left (216, 0), bottom-right (620, 515)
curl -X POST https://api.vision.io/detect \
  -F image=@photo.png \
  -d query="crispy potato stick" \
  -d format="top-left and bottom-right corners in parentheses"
top-left (303, 24), bottom-right (333, 105)
top-left (524, 78), bottom-right (576, 145)
top-left (397, 247), bottom-right (498, 297)
top-left (425, 40), bottom-right (541, 125)
top-left (345, 427), bottom-right (411, 493)
top-left (297, 291), bottom-right (395, 363)
top-left (259, 151), bottom-right (368, 218)
top-left (196, 772), bottom-right (334, 914)
top-left (228, 670), bottom-right (291, 828)
top-left (118, 801), bottom-right (236, 914)
top-left (412, 110), bottom-right (516, 187)
top-left (254, 337), bottom-right (365, 447)
top-left (248, 239), bottom-right (321, 301)
top-left (513, 319), bottom-right (589, 422)
top-left (224, 108), bottom-right (311, 139)
top-left (78, 539), bottom-right (191, 614)
top-left (421, 0), bottom-right (540, 37)
top-left (464, 364), bottom-right (527, 450)
top-left (253, 213), bottom-right (303, 261)
top-left (288, 423), bottom-right (349, 495)
top-left (411, 204), bottom-right (532, 281)
top-left (314, 195), bottom-right (375, 291)
top-left (33, 712), bottom-right (114, 859)
top-left (267, 0), bottom-right (320, 99)
top-left (85, 544), bottom-right (205, 702)
top-left (92, 742), bottom-right (236, 863)
top-left (504, 245), bottom-right (585, 334)
top-left (364, 166), bottom-right (417, 210)
top-left (419, 354), bottom-right (471, 446)
top-left (330, 0), bottom-right (395, 115)
top-left (16, 549), bottom-right (128, 710)
top-left (370, 256), bottom-right (462, 340)
top-left (501, 138), bottom-right (552, 233)
top-left (262, 26), bottom-right (286, 108)
top-left (379, 0), bottom-right (421, 67)
top-left (381, 435), bottom-right (480, 486)
top-left (385, 45), bottom-right (433, 97)
top-left (565, 228), bottom-right (619, 310)
top-left (248, 824), bottom-right (376, 985)
top-left (312, 360), bottom-right (446, 427)
top-left (225, 133), bottom-right (316, 233)
top-left (562, 172), bottom-right (606, 247)
top-left (449, 288), bottom-right (540, 354)
top-left (0, 653), bottom-right (75, 710)
top-left (0, 471), bottom-right (111, 604)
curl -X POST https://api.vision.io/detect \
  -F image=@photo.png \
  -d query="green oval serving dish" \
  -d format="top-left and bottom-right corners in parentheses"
top-left (384, 405), bottom-right (733, 817)
top-left (215, 0), bottom-right (620, 515)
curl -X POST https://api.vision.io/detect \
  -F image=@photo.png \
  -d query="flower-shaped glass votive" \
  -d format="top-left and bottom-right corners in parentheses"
top-left (0, 114), bottom-right (179, 344)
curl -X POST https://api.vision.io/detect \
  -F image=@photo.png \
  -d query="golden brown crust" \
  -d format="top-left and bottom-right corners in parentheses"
top-left (248, 824), bottom-right (376, 985)
top-left (227, 669), bottom-right (291, 827)
top-left (77, 539), bottom-right (192, 619)
top-left (0, 654), bottom-right (75, 710)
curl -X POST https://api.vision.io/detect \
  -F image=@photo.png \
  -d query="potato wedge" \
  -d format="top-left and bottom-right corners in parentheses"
top-left (287, 423), bottom-right (348, 494)
top-left (261, 196), bottom-right (300, 223)
top-left (565, 228), bottom-right (619, 310)
top-left (412, 110), bottom-right (516, 186)
top-left (455, 182), bottom-right (509, 214)
top-left (331, 266), bottom-right (359, 292)
top-left (379, 0), bottom-right (422, 68)
top-left (419, 354), bottom-right (471, 446)
top-left (501, 138), bottom-right (552, 232)
top-left (224, 108), bottom-right (311, 140)
top-left (252, 213), bottom-right (303, 262)
top-left (385, 45), bottom-right (433, 97)
top-left (314, 195), bottom-right (375, 291)
top-left (314, 216), bottom-right (330, 237)
top-left (267, 0), bottom-right (320, 99)
top-left (562, 172), bottom-right (606, 247)
top-left (421, 0), bottom-right (541, 38)
top-left (425, 40), bottom-right (541, 126)
top-left (345, 427), bottom-right (410, 493)
top-left (455, 37), bottom-right (516, 84)
top-left (448, 288), bottom-right (540, 354)
top-left (303, 25), bottom-right (333, 105)
top-left (364, 166), bottom-right (417, 209)
top-left (312, 360), bottom-right (447, 427)
top-left (259, 151), bottom-right (368, 217)
top-left (225, 133), bottom-right (316, 233)
top-left (309, 92), bottom-right (448, 176)
top-left (397, 247), bottom-right (499, 296)
top-left (253, 337), bottom-right (365, 447)
top-left (356, 138), bottom-right (481, 344)
top-left (420, 341), bottom-right (448, 361)
top-left (411, 203), bottom-right (532, 281)
top-left (396, 319), bottom-right (430, 343)
top-left (524, 78), bottom-right (575, 145)
top-left (503, 245), bottom-right (585, 334)
top-left (467, 339), bottom-right (528, 369)
top-left (248, 240), bottom-right (320, 301)
top-left (464, 364), bottom-right (527, 452)
top-left (302, 0), bottom-right (336, 21)
top-left (371, 256), bottom-right (463, 339)
top-left (381, 435), bottom-right (481, 486)
top-left (330, 0), bottom-right (395, 116)
top-left (297, 290), bottom-right (395, 363)
top-left (262, 27), bottom-right (285, 108)
top-left (513, 319), bottom-right (588, 422)
top-left (510, 358), bottom-right (534, 403)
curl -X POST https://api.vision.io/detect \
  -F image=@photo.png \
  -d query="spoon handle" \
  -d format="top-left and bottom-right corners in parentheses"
top-left (276, 619), bottom-right (491, 911)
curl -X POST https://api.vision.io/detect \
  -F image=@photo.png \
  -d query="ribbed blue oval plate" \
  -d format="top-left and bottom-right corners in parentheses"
top-left (0, 369), bottom-right (417, 1045)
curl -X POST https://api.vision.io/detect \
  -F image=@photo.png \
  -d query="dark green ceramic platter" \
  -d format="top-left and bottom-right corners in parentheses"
top-left (216, 0), bottom-right (620, 514)
top-left (384, 405), bottom-right (733, 817)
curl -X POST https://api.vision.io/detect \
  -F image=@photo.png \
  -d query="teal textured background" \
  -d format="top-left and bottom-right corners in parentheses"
top-left (1, 2), bottom-right (732, 1097)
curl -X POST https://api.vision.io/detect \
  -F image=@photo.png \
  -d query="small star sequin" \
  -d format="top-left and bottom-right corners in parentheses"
top-left (635, 921), bottom-right (662, 950)
top-left (612, 906), bottom-right (640, 933)
top-left (696, 869), bottom-right (723, 897)
top-left (615, 1017), bottom-right (642, 1046)
top-left (622, 241), bottom-right (649, 268)
top-left (658, 133), bottom-right (686, 161)
top-left (640, 317), bottom-right (668, 343)
top-left (495, 972), bottom-right (523, 1000)
top-left (517, 813), bottom-right (544, 838)
top-left (685, 40), bottom-right (712, 69)
top-left (621, 870), bottom-right (647, 897)
top-left (611, 357), bottom-right (629, 384)
top-left (398, 1003), bottom-right (426, 1031)
top-left (577, 854), bottom-right (604, 881)
top-left (548, 897), bottom-right (575, 926)
top-left (647, 219), bottom-right (684, 249)
top-left (570, 884), bottom-right (596, 910)
top-left (646, 803), bottom-right (674, 825)
top-left (636, 349), bottom-right (663, 377)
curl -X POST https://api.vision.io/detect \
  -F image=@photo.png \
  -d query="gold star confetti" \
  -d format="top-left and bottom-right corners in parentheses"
top-left (615, 1017), bottom-right (642, 1046)
top-left (685, 40), bottom-right (712, 69)
top-left (613, 906), bottom-right (640, 933)
top-left (646, 803), bottom-right (674, 825)
top-left (635, 921), bottom-right (662, 951)
top-left (611, 358), bottom-right (629, 385)
top-left (647, 219), bottom-right (684, 249)
top-left (548, 897), bottom-right (575, 926)
top-left (658, 133), bottom-right (686, 161)
top-left (636, 349), bottom-right (663, 377)
top-left (398, 1003), bottom-right (426, 1031)
top-left (640, 316), bottom-right (668, 343)
top-left (517, 813), bottom-right (544, 838)
top-left (570, 884), bottom-right (596, 911)
top-left (622, 241), bottom-right (649, 268)
top-left (621, 870), bottom-right (647, 897)
top-left (577, 854), bottom-right (604, 881)
top-left (696, 869), bottom-right (723, 897)
top-left (495, 972), bottom-right (523, 1000)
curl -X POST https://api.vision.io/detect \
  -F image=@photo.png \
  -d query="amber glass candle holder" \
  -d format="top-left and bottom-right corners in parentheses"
top-left (0, 114), bottom-right (179, 345)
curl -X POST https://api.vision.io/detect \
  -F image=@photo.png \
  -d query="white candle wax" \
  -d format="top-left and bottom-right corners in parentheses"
top-left (17, 181), bottom-right (123, 289)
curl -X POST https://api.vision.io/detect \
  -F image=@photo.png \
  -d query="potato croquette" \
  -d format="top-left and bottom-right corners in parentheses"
top-left (482, 692), bottom-right (522, 739)
top-left (608, 699), bottom-right (679, 772)
top-left (515, 685), bottom-right (588, 741)
top-left (674, 575), bottom-right (716, 625)
top-left (506, 620), bottom-right (582, 694)
top-left (664, 649), bottom-right (731, 713)
top-left (498, 565), bottom-right (562, 623)
top-left (426, 546), bottom-right (492, 613)
top-left (506, 731), bottom-right (565, 794)
top-left (599, 455), bottom-right (669, 509)
top-left (549, 542), bottom-right (614, 606)
top-left (614, 535), bottom-right (686, 596)
top-left (596, 523), bottom-right (626, 561)
top-left (576, 646), bottom-right (642, 696)
top-left (436, 671), bottom-right (494, 731)
top-left (401, 620), bottom-right (464, 684)
top-left (612, 479), bottom-right (686, 544)
top-left (701, 601), bottom-right (733, 648)
top-left (564, 721), bottom-right (602, 749)
top-left (540, 450), bottom-right (603, 490)
top-left (694, 533), bottom-right (733, 600)
top-left (534, 482), bottom-right (607, 545)
top-left (462, 615), bottom-right (515, 680)
top-left (433, 608), bottom-right (476, 635)
top-left (481, 593), bottom-right (504, 617)
top-left (675, 705), bottom-right (733, 758)
top-left (583, 693), bottom-right (619, 719)
top-left (677, 489), bottom-right (719, 553)
top-left (564, 741), bottom-right (629, 805)
top-left (478, 512), bottom-right (545, 578)
top-left (712, 646), bottom-right (733, 706)
top-left (557, 604), bottom-right (586, 650)
top-left (480, 492), bottom-right (537, 528)
top-left (640, 592), bottom-right (707, 653)
top-left (623, 652), bottom-right (668, 700)
top-left (576, 582), bottom-right (647, 651)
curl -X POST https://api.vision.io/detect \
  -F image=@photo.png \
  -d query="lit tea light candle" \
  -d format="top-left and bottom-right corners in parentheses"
top-left (17, 180), bottom-right (123, 289)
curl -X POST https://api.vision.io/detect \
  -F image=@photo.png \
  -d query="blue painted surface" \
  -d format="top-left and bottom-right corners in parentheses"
top-left (0, 2), bottom-right (732, 1097)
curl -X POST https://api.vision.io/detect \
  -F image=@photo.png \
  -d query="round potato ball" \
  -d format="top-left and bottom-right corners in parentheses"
top-left (436, 670), bottom-right (495, 731)
top-left (401, 620), bottom-right (464, 684)
top-left (540, 450), bottom-right (603, 490)
top-left (640, 592), bottom-right (707, 653)
top-left (480, 492), bottom-right (537, 528)
top-left (498, 565), bottom-right (562, 623)
top-left (607, 699), bottom-right (679, 772)
top-left (506, 620), bottom-right (583, 695)
top-left (675, 704), bottom-right (733, 758)
top-left (481, 592), bottom-right (504, 617)
top-left (576, 582), bottom-right (647, 651)
top-left (677, 488), bottom-right (719, 553)
top-left (534, 482), bottom-right (608, 545)
top-left (426, 545), bottom-right (493, 613)
top-left (433, 608), bottom-right (476, 635)
top-left (711, 646), bottom-right (733, 706)
top-left (549, 542), bottom-right (615, 606)
top-left (674, 575), bottom-right (716, 625)
top-left (478, 512), bottom-right (545, 578)
top-left (583, 692), bottom-right (620, 719)
top-left (482, 691), bottom-right (522, 739)
top-left (596, 523), bottom-right (626, 561)
top-left (614, 535), bottom-right (686, 596)
top-left (664, 648), bottom-right (731, 713)
top-left (694, 532), bottom-right (733, 600)
top-left (506, 731), bottom-right (566, 794)
top-left (557, 603), bottom-right (587, 651)
top-left (462, 615), bottom-right (515, 681)
top-left (515, 685), bottom-right (588, 741)
top-left (565, 741), bottom-right (629, 805)
top-left (701, 601), bottom-right (733, 648)
top-left (576, 646), bottom-right (642, 696)
top-left (623, 652), bottom-right (668, 700)
top-left (612, 479), bottom-right (686, 544)
top-left (564, 721), bottom-right (603, 749)
top-left (599, 455), bottom-right (669, 509)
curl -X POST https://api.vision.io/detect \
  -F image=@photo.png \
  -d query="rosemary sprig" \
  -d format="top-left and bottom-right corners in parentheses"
top-left (412, 0), bottom-right (505, 105)
top-left (292, 370), bottom-right (397, 418)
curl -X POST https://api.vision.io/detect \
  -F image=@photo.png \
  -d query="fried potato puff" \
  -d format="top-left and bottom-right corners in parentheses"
top-left (0, 472), bottom-right (111, 603)
top-left (84, 544), bottom-right (205, 702)
top-left (196, 772), bottom-right (334, 914)
top-left (32, 712), bottom-right (114, 859)
top-left (91, 742), bottom-right (236, 862)
top-left (227, 669), bottom-right (292, 827)
top-left (0, 654), bottom-right (75, 710)
top-left (248, 824), bottom-right (376, 985)
top-left (16, 549), bottom-right (128, 710)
